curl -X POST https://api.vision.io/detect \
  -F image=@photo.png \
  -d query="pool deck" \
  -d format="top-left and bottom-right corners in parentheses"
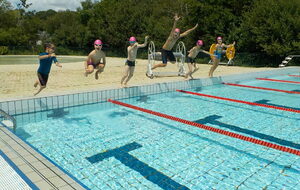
top-left (0, 126), bottom-right (86, 190)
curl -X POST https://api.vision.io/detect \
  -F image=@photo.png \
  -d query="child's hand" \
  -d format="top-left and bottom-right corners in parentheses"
top-left (174, 14), bottom-right (180, 21)
top-left (50, 53), bottom-right (56, 57)
top-left (56, 63), bottom-right (62, 67)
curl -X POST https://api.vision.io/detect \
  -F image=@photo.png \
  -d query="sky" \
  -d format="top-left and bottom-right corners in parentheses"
top-left (7, 0), bottom-right (86, 11)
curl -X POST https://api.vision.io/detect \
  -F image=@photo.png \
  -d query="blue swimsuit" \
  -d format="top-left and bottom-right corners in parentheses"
top-left (214, 45), bottom-right (223, 60)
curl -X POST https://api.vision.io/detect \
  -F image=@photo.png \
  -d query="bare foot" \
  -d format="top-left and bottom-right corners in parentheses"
top-left (189, 74), bottom-right (194, 80)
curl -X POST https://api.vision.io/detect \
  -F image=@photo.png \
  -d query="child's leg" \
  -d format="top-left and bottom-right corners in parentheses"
top-left (85, 65), bottom-right (94, 76)
top-left (34, 86), bottom-right (46, 96)
top-left (121, 66), bottom-right (130, 86)
top-left (185, 63), bottom-right (193, 79)
top-left (209, 59), bottom-right (219, 77)
top-left (95, 64), bottom-right (105, 80)
top-left (34, 80), bottom-right (39, 87)
top-left (123, 66), bottom-right (135, 86)
top-left (192, 63), bottom-right (199, 71)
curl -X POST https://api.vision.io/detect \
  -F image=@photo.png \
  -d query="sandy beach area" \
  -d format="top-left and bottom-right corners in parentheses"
top-left (0, 57), bottom-right (276, 100)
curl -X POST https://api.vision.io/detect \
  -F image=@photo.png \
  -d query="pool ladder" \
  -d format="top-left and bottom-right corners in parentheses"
top-left (279, 55), bottom-right (300, 67)
top-left (0, 109), bottom-right (16, 132)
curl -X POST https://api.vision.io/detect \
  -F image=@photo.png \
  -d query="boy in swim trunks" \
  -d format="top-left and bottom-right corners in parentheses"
top-left (34, 43), bottom-right (62, 96)
top-left (121, 36), bottom-right (149, 87)
top-left (185, 40), bottom-right (216, 79)
top-left (208, 36), bottom-right (235, 77)
top-left (149, 14), bottom-right (198, 73)
top-left (84, 39), bottom-right (106, 80)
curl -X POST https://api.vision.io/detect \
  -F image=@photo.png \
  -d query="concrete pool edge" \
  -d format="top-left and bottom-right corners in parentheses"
top-left (0, 66), bottom-right (299, 116)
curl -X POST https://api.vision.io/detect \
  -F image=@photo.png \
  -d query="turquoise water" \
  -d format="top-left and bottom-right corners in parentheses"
top-left (15, 74), bottom-right (300, 189)
top-left (0, 55), bottom-right (85, 65)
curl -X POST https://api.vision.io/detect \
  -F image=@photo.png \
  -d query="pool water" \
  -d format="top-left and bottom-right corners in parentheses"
top-left (15, 74), bottom-right (300, 189)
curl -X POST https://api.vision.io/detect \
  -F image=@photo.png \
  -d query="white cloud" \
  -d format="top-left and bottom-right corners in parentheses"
top-left (8, 0), bottom-right (84, 11)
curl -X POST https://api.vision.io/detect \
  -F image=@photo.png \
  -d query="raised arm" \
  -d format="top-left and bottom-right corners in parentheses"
top-left (169, 14), bottom-right (180, 36)
top-left (137, 36), bottom-right (149, 48)
top-left (224, 41), bottom-right (236, 48)
top-left (180, 23), bottom-right (198, 38)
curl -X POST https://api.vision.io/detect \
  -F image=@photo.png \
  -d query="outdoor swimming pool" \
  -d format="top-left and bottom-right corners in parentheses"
top-left (9, 72), bottom-right (300, 189)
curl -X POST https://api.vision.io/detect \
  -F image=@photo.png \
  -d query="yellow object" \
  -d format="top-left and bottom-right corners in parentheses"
top-left (209, 44), bottom-right (216, 60)
top-left (226, 46), bottom-right (235, 60)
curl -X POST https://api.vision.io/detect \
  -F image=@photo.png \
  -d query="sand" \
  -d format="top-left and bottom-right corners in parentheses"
top-left (0, 57), bottom-right (276, 101)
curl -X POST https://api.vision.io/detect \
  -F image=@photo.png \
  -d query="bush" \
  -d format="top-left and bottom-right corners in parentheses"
top-left (0, 46), bottom-right (9, 55)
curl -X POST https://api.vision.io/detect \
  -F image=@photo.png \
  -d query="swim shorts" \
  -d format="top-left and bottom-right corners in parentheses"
top-left (125, 60), bottom-right (135, 67)
top-left (37, 72), bottom-right (49, 86)
top-left (161, 49), bottom-right (176, 64)
top-left (187, 56), bottom-right (195, 63)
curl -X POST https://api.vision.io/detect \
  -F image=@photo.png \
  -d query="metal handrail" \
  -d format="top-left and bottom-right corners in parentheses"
top-left (0, 109), bottom-right (16, 132)
top-left (279, 55), bottom-right (300, 67)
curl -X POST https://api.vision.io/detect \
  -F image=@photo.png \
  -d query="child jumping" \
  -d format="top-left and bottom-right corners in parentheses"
top-left (121, 36), bottom-right (149, 87)
top-left (148, 14), bottom-right (198, 74)
top-left (34, 43), bottom-right (62, 96)
top-left (185, 40), bottom-right (215, 79)
top-left (209, 36), bottom-right (235, 77)
top-left (84, 39), bottom-right (106, 80)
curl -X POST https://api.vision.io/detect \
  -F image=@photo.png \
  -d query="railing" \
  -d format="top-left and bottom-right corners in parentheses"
top-left (279, 55), bottom-right (300, 67)
top-left (0, 109), bottom-right (16, 132)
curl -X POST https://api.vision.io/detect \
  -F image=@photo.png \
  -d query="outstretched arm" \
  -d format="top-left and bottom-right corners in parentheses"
top-left (169, 14), bottom-right (180, 36)
top-left (180, 23), bottom-right (198, 38)
top-left (224, 41), bottom-right (236, 48)
top-left (137, 36), bottom-right (149, 48)
top-left (201, 50), bottom-right (216, 57)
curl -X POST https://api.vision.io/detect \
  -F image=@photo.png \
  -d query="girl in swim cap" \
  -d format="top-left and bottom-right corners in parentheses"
top-left (208, 36), bottom-right (235, 77)
top-left (185, 40), bottom-right (216, 79)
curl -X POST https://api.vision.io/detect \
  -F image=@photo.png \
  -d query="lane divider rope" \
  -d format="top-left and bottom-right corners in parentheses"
top-left (256, 78), bottom-right (300, 84)
top-left (223, 82), bottom-right (300, 94)
top-left (176, 89), bottom-right (300, 113)
top-left (288, 75), bottom-right (300, 77)
top-left (108, 99), bottom-right (300, 156)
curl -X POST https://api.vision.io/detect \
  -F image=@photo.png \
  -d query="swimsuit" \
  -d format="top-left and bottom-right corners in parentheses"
top-left (161, 49), bottom-right (176, 64)
top-left (214, 46), bottom-right (223, 60)
top-left (125, 60), bottom-right (135, 67)
top-left (37, 52), bottom-right (58, 86)
top-left (187, 56), bottom-right (195, 63)
top-left (87, 61), bottom-right (98, 68)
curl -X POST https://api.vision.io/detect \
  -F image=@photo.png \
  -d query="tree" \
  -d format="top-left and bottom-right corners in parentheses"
top-left (236, 0), bottom-right (300, 56)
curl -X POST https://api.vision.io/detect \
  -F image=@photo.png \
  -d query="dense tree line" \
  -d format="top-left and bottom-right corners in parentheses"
top-left (0, 0), bottom-right (299, 66)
